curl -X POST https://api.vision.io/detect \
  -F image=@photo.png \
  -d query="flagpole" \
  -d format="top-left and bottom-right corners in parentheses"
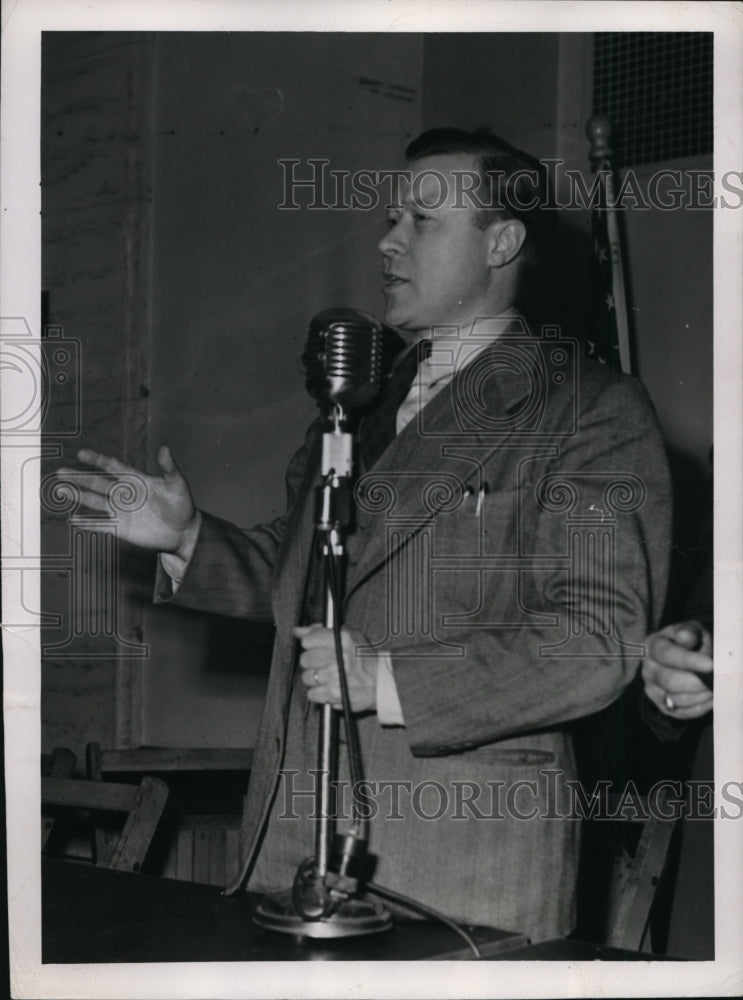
top-left (586, 116), bottom-right (632, 374)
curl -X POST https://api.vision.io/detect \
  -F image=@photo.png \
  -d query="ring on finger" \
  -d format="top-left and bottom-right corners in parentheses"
top-left (664, 694), bottom-right (676, 712)
top-left (313, 669), bottom-right (319, 686)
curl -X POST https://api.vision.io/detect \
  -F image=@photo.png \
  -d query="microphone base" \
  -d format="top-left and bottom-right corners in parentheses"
top-left (254, 887), bottom-right (393, 939)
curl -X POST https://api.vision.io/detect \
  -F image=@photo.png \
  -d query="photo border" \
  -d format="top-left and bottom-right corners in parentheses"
top-left (2, 2), bottom-right (742, 997)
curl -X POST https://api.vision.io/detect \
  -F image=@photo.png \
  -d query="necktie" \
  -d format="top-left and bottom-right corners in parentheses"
top-left (359, 340), bottom-right (429, 470)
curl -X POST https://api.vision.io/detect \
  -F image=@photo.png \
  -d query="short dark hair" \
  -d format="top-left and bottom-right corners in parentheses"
top-left (405, 127), bottom-right (555, 268)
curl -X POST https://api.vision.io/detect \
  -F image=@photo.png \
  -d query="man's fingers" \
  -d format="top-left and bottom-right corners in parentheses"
top-left (300, 661), bottom-right (337, 705)
top-left (55, 470), bottom-right (116, 509)
top-left (669, 621), bottom-right (713, 659)
top-left (672, 703), bottom-right (714, 720)
top-left (644, 660), bottom-right (713, 695)
top-left (301, 665), bottom-right (325, 684)
top-left (302, 667), bottom-right (343, 708)
top-left (645, 681), bottom-right (712, 709)
top-left (292, 625), bottom-right (359, 655)
top-left (689, 654), bottom-right (713, 674)
top-left (305, 684), bottom-right (339, 707)
top-left (298, 647), bottom-right (332, 671)
top-left (77, 448), bottom-right (132, 476)
top-left (673, 622), bottom-right (704, 649)
top-left (76, 447), bottom-right (177, 492)
top-left (647, 634), bottom-right (713, 674)
top-left (651, 692), bottom-right (713, 720)
top-left (83, 473), bottom-right (122, 497)
top-left (57, 469), bottom-right (136, 502)
top-left (69, 490), bottom-right (111, 513)
top-left (293, 624), bottom-right (333, 647)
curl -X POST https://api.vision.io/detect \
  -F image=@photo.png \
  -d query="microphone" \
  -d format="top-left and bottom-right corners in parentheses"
top-left (252, 308), bottom-right (395, 939)
top-left (303, 308), bottom-right (383, 412)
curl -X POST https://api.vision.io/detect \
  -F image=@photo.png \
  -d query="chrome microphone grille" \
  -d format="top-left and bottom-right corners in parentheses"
top-left (303, 308), bottom-right (383, 410)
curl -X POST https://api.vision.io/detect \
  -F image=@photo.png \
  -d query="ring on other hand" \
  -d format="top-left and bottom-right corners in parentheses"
top-left (664, 694), bottom-right (676, 712)
top-left (313, 670), bottom-right (319, 686)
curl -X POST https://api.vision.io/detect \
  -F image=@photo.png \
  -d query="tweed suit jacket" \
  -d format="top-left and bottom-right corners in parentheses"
top-left (158, 331), bottom-right (672, 940)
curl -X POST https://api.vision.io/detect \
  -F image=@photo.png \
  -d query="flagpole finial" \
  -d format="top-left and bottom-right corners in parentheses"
top-left (586, 116), bottom-right (613, 166)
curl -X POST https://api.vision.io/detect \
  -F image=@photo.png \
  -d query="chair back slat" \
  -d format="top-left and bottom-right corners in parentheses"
top-left (41, 773), bottom-right (168, 874)
top-left (605, 787), bottom-right (680, 951)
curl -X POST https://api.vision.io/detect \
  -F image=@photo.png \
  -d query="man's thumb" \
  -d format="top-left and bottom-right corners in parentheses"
top-left (674, 621), bottom-right (704, 650)
top-left (157, 444), bottom-right (181, 480)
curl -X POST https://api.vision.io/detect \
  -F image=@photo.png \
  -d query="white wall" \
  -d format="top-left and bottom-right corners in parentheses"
top-left (41, 32), bottom-right (154, 758)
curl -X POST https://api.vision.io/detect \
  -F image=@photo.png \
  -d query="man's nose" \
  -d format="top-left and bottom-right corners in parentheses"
top-left (378, 224), bottom-right (405, 256)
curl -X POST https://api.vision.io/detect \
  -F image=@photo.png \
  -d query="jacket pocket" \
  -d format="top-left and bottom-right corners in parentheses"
top-left (456, 745), bottom-right (557, 766)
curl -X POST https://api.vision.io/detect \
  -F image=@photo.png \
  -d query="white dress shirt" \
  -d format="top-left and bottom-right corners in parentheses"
top-left (375, 315), bottom-right (517, 724)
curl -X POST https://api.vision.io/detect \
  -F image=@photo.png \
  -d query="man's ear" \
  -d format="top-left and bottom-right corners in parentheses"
top-left (485, 219), bottom-right (527, 268)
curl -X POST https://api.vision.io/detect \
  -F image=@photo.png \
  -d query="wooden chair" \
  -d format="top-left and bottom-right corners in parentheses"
top-left (41, 747), bottom-right (78, 849)
top-left (85, 743), bottom-right (253, 885)
top-left (86, 744), bottom-right (253, 778)
top-left (604, 786), bottom-right (680, 951)
top-left (41, 773), bottom-right (169, 873)
top-left (41, 747), bottom-right (78, 778)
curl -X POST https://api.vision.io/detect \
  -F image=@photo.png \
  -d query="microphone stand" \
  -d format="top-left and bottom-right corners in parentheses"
top-left (254, 405), bottom-right (391, 938)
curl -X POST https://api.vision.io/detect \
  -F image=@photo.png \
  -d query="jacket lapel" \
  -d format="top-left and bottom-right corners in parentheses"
top-left (344, 334), bottom-right (538, 600)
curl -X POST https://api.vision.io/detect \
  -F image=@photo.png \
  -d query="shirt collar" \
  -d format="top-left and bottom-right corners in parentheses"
top-left (421, 313), bottom-right (521, 390)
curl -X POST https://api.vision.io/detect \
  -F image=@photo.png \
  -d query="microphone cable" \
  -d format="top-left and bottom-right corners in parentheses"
top-left (366, 881), bottom-right (483, 959)
top-left (326, 541), bottom-right (367, 834)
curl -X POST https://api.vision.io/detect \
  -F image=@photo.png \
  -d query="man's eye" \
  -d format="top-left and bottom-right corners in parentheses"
top-left (385, 215), bottom-right (400, 229)
top-left (412, 211), bottom-right (430, 224)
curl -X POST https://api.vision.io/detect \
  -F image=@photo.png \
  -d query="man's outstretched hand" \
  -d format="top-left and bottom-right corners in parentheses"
top-left (57, 445), bottom-right (200, 561)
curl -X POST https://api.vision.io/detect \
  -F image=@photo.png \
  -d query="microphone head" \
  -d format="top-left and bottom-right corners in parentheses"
top-left (303, 308), bottom-right (384, 411)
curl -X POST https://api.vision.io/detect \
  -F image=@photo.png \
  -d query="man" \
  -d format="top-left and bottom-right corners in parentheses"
top-left (65, 128), bottom-right (671, 941)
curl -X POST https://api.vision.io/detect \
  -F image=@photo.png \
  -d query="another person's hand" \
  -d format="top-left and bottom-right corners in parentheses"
top-left (57, 445), bottom-right (200, 560)
top-left (294, 624), bottom-right (379, 713)
top-left (642, 620), bottom-right (713, 719)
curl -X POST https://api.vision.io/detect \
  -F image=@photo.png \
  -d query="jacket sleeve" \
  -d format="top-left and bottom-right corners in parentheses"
top-left (389, 375), bottom-right (672, 755)
top-left (154, 419), bottom-right (321, 620)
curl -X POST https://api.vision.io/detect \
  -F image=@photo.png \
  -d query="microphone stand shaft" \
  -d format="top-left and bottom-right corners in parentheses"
top-left (316, 704), bottom-right (336, 876)
top-left (253, 414), bottom-right (390, 938)
top-left (316, 541), bottom-right (341, 875)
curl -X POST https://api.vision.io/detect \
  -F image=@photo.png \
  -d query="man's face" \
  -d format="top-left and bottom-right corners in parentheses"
top-left (379, 153), bottom-right (496, 336)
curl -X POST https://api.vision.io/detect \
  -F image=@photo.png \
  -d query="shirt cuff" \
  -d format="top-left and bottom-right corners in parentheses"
top-left (376, 652), bottom-right (405, 726)
top-left (158, 511), bottom-right (202, 595)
